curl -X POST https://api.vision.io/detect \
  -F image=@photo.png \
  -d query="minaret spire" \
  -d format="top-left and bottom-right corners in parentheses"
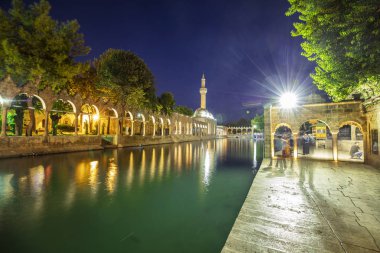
top-left (200, 73), bottom-right (207, 109)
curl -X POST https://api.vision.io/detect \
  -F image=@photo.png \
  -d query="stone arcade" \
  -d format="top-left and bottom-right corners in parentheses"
top-left (0, 75), bottom-right (217, 157)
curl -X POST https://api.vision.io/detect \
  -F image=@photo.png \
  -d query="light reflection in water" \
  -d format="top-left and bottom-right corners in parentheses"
top-left (89, 161), bottom-right (99, 196)
top-left (29, 165), bottom-right (45, 215)
top-left (0, 140), bottom-right (263, 218)
top-left (203, 149), bottom-right (211, 186)
top-left (64, 182), bottom-right (76, 210)
top-left (126, 152), bottom-right (134, 189)
top-left (107, 158), bottom-right (118, 194)
top-left (140, 149), bottom-right (146, 185)
top-left (178, 145), bottom-right (182, 170)
top-left (30, 165), bottom-right (45, 196)
top-left (150, 148), bottom-right (156, 181)
top-left (0, 174), bottom-right (14, 207)
top-left (158, 147), bottom-right (164, 180)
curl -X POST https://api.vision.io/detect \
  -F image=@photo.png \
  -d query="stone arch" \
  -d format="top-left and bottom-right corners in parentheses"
top-left (66, 100), bottom-right (77, 114)
top-left (173, 120), bottom-right (178, 134)
top-left (164, 118), bottom-right (170, 136)
top-left (297, 119), bottom-right (333, 160)
top-left (80, 104), bottom-right (100, 135)
top-left (298, 119), bottom-right (332, 133)
top-left (32, 94), bottom-right (47, 110)
top-left (156, 117), bottom-right (164, 136)
top-left (8, 93), bottom-right (47, 136)
top-left (145, 115), bottom-right (155, 136)
top-left (339, 120), bottom-right (364, 133)
top-left (337, 120), bottom-right (365, 161)
top-left (273, 123), bottom-right (293, 133)
top-left (123, 111), bottom-right (134, 136)
top-left (133, 112), bottom-right (145, 136)
top-left (49, 99), bottom-right (77, 135)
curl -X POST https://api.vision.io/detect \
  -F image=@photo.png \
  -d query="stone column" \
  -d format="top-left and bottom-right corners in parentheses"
top-left (351, 125), bottom-right (356, 141)
top-left (161, 123), bottom-right (164, 136)
top-left (44, 111), bottom-right (49, 137)
top-left (1, 106), bottom-right (8, 137)
top-left (115, 118), bottom-right (120, 136)
top-left (152, 122), bottom-right (156, 137)
top-left (97, 120), bottom-right (101, 136)
top-left (142, 122), bottom-right (146, 136)
top-left (119, 116), bottom-right (123, 136)
top-left (362, 131), bottom-right (367, 162)
top-left (271, 133), bottom-right (275, 158)
top-left (74, 113), bottom-right (78, 135)
top-left (131, 120), bottom-right (134, 136)
top-left (293, 132), bottom-right (299, 158)
top-left (332, 131), bottom-right (338, 161)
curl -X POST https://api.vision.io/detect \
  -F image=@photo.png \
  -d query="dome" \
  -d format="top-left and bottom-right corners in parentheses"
top-left (193, 108), bottom-right (215, 120)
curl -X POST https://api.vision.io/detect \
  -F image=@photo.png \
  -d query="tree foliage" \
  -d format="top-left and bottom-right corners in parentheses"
top-left (174, 105), bottom-right (194, 116)
top-left (251, 114), bottom-right (264, 130)
top-left (95, 49), bottom-right (156, 109)
top-left (158, 92), bottom-right (175, 115)
top-left (286, 0), bottom-right (380, 100)
top-left (50, 99), bottom-right (73, 135)
top-left (0, 0), bottom-right (90, 91)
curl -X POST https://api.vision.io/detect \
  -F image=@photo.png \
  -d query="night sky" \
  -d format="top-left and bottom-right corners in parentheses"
top-left (2, 0), bottom-right (319, 123)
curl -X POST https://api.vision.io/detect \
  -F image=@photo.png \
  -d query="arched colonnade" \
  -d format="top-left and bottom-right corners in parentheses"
top-left (0, 81), bottom-right (210, 138)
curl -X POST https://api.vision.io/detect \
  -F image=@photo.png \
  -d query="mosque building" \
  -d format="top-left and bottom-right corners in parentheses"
top-left (192, 74), bottom-right (217, 135)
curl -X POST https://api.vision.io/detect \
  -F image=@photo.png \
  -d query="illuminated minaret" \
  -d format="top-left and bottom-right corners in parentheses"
top-left (200, 73), bottom-right (207, 109)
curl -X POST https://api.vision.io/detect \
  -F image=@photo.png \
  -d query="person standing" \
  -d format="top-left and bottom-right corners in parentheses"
top-left (302, 133), bottom-right (310, 155)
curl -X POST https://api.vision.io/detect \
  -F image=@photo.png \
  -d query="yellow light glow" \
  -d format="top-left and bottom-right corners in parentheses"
top-left (93, 114), bottom-right (99, 121)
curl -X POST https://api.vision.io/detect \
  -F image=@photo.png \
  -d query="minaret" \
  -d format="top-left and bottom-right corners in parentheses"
top-left (200, 73), bottom-right (207, 109)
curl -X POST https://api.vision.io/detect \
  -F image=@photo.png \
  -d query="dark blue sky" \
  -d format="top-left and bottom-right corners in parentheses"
top-left (3, 0), bottom-right (318, 123)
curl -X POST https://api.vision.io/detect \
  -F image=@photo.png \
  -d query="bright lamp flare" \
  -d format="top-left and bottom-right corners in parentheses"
top-left (280, 92), bottom-right (298, 108)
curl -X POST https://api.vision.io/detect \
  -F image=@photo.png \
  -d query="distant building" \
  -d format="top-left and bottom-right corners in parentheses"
top-left (192, 74), bottom-right (217, 136)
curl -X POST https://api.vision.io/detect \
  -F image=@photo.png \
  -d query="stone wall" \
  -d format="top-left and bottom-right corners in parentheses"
top-left (364, 98), bottom-right (380, 168)
top-left (264, 98), bottom-right (380, 168)
top-left (0, 134), bottom-right (216, 159)
top-left (0, 135), bottom-right (103, 158)
top-left (269, 101), bottom-right (365, 133)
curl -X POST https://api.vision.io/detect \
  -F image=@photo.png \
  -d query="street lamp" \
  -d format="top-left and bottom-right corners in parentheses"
top-left (279, 92), bottom-right (298, 109)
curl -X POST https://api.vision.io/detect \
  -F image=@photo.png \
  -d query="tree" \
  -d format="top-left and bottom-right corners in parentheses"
top-left (158, 92), bottom-right (175, 115)
top-left (95, 49), bottom-right (156, 110)
top-left (68, 64), bottom-right (98, 99)
top-left (9, 94), bottom-right (42, 136)
top-left (174, 105), bottom-right (194, 116)
top-left (0, 0), bottom-right (89, 136)
top-left (251, 114), bottom-right (264, 131)
top-left (0, 0), bottom-right (90, 90)
top-left (286, 0), bottom-right (380, 100)
top-left (50, 100), bottom-right (73, 135)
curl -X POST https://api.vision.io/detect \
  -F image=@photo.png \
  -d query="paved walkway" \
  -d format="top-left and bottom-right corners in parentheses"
top-left (222, 158), bottom-right (380, 253)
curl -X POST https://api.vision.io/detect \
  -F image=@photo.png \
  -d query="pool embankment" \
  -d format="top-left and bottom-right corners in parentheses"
top-left (222, 158), bottom-right (380, 253)
top-left (0, 135), bottom-right (218, 159)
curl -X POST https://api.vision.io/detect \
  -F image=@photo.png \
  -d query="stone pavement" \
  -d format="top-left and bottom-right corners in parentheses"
top-left (222, 158), bottom-right (380, 253)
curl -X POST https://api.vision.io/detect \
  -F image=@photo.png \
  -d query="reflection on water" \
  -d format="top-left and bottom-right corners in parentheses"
top-left (0, 139), bottom-right (263, 253)
top-left (0, 139), bottom-right (261, 207)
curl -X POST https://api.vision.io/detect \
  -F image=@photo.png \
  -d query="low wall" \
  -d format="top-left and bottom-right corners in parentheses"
top-left (113, 134), bottom-right (215, 147)
top-left (0, 135), bottom-right (103, 158)
top-left (0, 134), bottom-right (217, 159)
